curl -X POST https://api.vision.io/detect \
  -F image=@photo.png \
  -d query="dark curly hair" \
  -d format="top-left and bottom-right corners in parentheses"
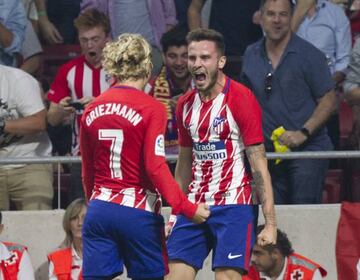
top-left (256, 225), bottom-right (294, 257)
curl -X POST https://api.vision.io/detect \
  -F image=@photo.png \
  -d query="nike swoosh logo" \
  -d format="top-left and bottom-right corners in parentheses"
top-left (227, 253), bottom-right (243, 259)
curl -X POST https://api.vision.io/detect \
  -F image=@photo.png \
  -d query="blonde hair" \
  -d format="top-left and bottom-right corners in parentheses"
top-left (102, 33), bottom-right (153, 82)
top-left (61, 198), bottom-right (87, 248)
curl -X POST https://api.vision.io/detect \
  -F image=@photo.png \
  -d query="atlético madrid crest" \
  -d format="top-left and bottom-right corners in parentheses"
top-left (212, 116), bottom-right (227, 134)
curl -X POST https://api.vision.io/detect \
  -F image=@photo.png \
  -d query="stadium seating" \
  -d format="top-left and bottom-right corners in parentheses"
top-left (52, 172), bottom-right (71, 209)
top-left (323, 169), bottom-right (344, 203)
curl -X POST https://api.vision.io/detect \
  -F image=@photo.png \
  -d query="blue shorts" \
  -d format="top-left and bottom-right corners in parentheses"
top-left (82, 199), bottom-right (167, 279)
top-left (167, 204), bottom-right (258, 271)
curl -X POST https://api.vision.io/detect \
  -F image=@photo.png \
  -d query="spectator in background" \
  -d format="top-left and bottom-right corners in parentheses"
top-left (295, 0), bottom-right (351, 150)
top-left (19, 21), bottom-right (43, 75)
top-left (344, 37), bottom-right (360, 151)
top-left (0, 211), bottom-right (35, 279)
top-left (241, 0), bottom-right (336, 204)
top-left (145, 25), bottom-right (192, 156)
top-left (19, 0), bottom-right (43, 76)
top-left (187, 0), bottom-right (263, 80)
top-left (80, 0), bottom-right (178, 76)
top-left (33, 0), bottom-right (63, 44)
top-left (245, 225), bottom-right (327, 280)
top-left (0, 0), bottom-right (26, 66)
top-left (47, 9), bottom-right (111, 202)
top-left (46, 0), bottom-right (81, 44)
top-left (33, 0), bottom-right (80, 44)
top-left (48, 198), bottom-right (87, 280)
top-left (0, 65), bottom-right (53, 210)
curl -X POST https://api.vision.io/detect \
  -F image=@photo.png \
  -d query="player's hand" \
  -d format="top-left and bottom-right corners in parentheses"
top-left (191, 203), bottom-right (210, 224)
top-left (257, 224), bottom-right (277, 246)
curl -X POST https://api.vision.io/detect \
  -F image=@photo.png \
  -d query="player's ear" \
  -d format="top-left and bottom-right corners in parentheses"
top-left (218, 55), bottom-right (226, 70)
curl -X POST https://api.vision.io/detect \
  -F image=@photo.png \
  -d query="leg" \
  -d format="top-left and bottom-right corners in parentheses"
top-left (210, 205), bottom-right (257, 274)
top-left (289, 158), bottom-right (329, 204)
top-left (167, 261), bottom-right (196, 280)
top-left (0, 169), bottom-right (10, 210)
top-left (166, 216), bottom-right (211, 280)
top-left (10, 164), bottom-right (53, 210)
top-left (82, 200), bottom-right (123, 279)
top-left (215, 268), bottom-right (243, 280)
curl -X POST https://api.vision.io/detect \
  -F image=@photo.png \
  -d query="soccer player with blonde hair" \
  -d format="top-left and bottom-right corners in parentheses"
top-left (80, 33), bottom-right (210, 280)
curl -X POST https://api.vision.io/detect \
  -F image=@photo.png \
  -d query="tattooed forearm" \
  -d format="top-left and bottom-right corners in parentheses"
top-left (245, 144), bottom-right (266, 159)
top-left (264, 214), bottom-right (277, 226)
top-left (253, 170), bottom-right (266, 205)
top-left (246, 143), bottom-right (277, 227)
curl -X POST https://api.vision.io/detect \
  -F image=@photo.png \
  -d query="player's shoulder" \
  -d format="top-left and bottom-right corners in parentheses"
top-left (228, 78), bottom-right (257, 101)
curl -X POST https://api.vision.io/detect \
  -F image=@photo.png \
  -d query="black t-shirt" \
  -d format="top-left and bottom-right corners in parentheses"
top-left (209, 0), bottom-right (262, 56)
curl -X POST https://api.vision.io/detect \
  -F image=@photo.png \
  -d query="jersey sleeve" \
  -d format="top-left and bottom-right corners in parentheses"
top-left (231, 86), bottom-right (264, 146)
top-left (80, 115), bottom-right (95, 200)
top-left (175, 95), bottom-right (193, 147)
top-left (47, 63), bottom-right (71, 104)
top-left (143, 103), bottom-right (196, 219)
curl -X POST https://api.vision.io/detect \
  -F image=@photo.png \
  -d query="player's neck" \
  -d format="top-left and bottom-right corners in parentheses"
top-left (115, 78), bottom-right (148, 91)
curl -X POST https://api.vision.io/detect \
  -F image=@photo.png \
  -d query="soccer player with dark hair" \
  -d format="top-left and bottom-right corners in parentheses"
top-left (166, 28), bottom-right (277, 280)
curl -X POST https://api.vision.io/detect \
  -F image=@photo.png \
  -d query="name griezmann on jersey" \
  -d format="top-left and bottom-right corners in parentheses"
top-left (85, 103), bottom-right (143, 127)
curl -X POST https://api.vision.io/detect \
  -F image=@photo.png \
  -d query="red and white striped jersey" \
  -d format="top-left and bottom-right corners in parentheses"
top-left (47, 55), bottom-right (112, 155)
top-left (177, 77), bottom-right (264, 206)
top-left (80, 86), bottom-right (196, 218)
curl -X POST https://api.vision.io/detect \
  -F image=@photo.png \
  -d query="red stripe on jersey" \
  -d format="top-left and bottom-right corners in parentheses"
top-left (177, 77), bottom-right (263, 206)
top-left (244, 222), bottom-right (253, 270)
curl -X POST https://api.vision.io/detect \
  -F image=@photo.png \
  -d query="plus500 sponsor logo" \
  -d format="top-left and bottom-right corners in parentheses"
top-left (193, 141), bottom-right (227, 160)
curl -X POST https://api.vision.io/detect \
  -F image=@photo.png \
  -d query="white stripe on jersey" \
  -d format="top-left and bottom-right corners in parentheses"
top-left (96, 187), bottom-right (112, 201)
top-left (83, 64), bottom-right (93, 98)
top-left (183, 91), bottom-right (252, 206)
top-left (67, 67), bottom-right (76, 100)
top-left (92, 187), bottom-right (161, 214)
top-left (119, 188), bottom-right (136, 207)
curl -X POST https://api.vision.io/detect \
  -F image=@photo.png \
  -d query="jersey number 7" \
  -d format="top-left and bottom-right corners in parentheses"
top-left (98, 129), bottom-right (124, 179)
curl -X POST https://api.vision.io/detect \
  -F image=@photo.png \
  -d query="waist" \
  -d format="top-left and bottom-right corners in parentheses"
top-left (91, 185), bottom-right (162, 214)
